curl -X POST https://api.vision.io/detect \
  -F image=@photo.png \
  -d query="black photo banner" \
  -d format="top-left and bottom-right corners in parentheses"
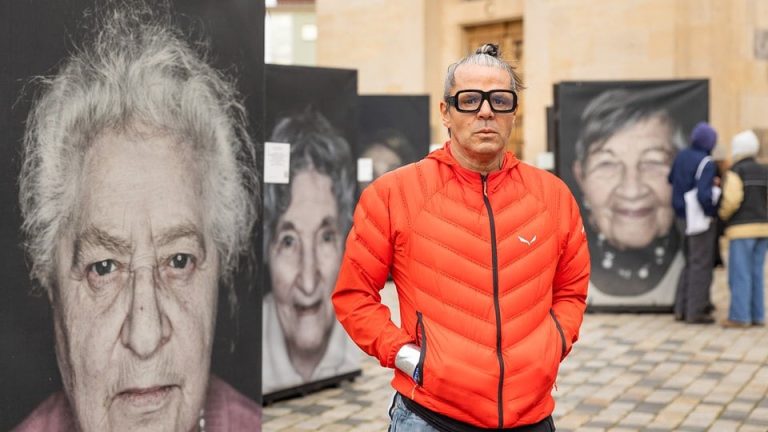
top-left (555, 80), bottom-right (709, 311)
top-left (1, 1), bottom-right (265, 430)
top-left (357, 95), bottom-right (430, 191)
top-left (263, 64), bottom-right (362, 401)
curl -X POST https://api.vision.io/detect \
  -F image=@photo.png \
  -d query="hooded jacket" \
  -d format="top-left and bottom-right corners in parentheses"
top-left (332, 142), bottom-right (589, 428)
top-left (668, 122), bottom-right (719, 218)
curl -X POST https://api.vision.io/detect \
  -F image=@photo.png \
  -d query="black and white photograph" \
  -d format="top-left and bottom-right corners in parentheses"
top-left (356, 95), bottom-right (430, 191)
top-left (1, 1), bottom-right (265, 430)
top-left (555, 80), bottom-right (709, 310)
top-left (262, 64), bottom-right (361, 399)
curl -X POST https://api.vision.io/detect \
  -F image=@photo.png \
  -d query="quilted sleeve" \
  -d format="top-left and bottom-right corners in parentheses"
top-left (718, 170), bottom-right (743, 221)
top-left (332, 180), bottom-right (412, 369)
top-left (551, 188), bottom-right (590, 358)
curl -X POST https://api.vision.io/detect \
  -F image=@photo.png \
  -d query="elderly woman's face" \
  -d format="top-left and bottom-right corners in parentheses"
top-left (52, 130), bottom-right (219, 431)
top-left (268, 168), bottom-right (342, 369)
top-left (576, 116), bottom-right (676, 249)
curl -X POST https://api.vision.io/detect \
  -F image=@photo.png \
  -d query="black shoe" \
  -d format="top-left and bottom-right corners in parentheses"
top-left (704, 303), bottom-right (716, 314)
top-left (686, 316), bottom-right (715, 324)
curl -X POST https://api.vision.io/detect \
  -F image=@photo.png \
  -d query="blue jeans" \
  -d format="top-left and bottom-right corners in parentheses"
top-left (388, 393), bottom-right (556, 431)
top-left (388, 393), bottom-right (440, 432)
top-left (728, 238), bottom-right (768, 324)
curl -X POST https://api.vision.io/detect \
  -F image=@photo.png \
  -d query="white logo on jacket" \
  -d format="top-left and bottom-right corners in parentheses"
top-left (518, 234), bottom-right (537, 246)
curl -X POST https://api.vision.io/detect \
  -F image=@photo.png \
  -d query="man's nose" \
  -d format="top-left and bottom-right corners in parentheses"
top-left (120, 266), bottom-right (171, 359)
top-left (477, 99), bottom-right (494, 119)
top-left (296, 248), bottom-right (320, 297)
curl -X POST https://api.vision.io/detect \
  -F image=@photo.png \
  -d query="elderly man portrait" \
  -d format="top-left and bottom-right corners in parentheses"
top-left (262, 110), bottom-right (360, 395)
top-left (12, 3), bottom-right (262, 431)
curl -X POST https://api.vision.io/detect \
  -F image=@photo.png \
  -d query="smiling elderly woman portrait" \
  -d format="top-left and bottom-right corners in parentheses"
top-left (572, 89), bottom-right (685, 298)
top-left (14, 3), bottom-right (261, 431)
top-left (262, 110), bottom-right (360, 395)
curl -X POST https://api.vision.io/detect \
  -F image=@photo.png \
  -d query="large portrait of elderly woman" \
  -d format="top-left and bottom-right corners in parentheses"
top-left (555, 80), bottom-right (709, 310)
top-left (262, 65), bottom-right (361, 399)
top-left (1, 1), bottom-right (264, 431)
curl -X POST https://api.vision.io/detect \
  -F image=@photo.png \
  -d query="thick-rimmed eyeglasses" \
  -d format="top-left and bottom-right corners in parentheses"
top-left (444, 89), bottom-right (518, 113)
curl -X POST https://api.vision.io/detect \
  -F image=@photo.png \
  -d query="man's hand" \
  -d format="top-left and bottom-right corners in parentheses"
top-left (394, 343), bottom-right (421, 380)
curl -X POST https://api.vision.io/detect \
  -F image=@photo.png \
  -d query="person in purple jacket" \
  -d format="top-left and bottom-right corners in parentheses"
top-left (14, 3), bottom-right (261, 431)
top-left (668, 122), bottom-right (720, 324)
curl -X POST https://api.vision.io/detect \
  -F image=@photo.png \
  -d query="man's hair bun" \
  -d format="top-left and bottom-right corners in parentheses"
top-left (476, 43), bottom-right (500, 57)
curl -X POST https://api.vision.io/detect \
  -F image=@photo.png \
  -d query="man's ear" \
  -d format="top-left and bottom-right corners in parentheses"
top-left (440, 100), bottom-right (450, 129)
top-left (440, 100), bottom-right (452, 138)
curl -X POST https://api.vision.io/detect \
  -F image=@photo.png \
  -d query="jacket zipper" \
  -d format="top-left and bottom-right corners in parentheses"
top-left (550, 309), bottom-right (567, 360)
top-left (415, 311), bottom-right (427, 386)
top-left (482, 174), bottom-right (504, 428)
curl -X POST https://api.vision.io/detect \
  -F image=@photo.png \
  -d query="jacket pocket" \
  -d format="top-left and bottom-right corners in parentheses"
top-left (549, 309), bottom-right (567, 361)
top-left (414, 311), bottom-right (427, 386)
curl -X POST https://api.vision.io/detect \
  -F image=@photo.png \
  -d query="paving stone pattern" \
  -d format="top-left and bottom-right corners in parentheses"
top-left (263, 266), bottom-right (768, 432)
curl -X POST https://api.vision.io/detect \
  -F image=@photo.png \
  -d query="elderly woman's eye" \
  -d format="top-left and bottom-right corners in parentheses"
top-left (88, 259), bottom-right (118, 277)
top-left (170, 253), bottom-right (192, 269)
top-left (589, 160), bottom-right (620, 174)
top-left (640, 160), bottom-right (668, 169)
top-left (320, 228), bottom-right (338, 243)
top-left (277, 233), bottom-right (299, 253)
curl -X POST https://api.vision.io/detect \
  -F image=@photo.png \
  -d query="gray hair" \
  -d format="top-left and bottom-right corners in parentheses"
top-left (263, 110), bottom-right (355, 272)
top-left (18, 2), bottom-right (259, 293)
top-left (443, 43), bottom-right (524, 98)
top-left (575, 89), bottom-right (686, 168)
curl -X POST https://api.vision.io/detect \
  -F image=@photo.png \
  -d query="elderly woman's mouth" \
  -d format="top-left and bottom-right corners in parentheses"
top-left (614, 207), bottom-right (654, 218)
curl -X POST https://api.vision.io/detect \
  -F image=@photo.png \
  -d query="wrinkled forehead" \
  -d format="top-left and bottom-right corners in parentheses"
top-left (67, 128), bottom-right (208, 238)
top-left (586, 114), bottom-right (676, 158)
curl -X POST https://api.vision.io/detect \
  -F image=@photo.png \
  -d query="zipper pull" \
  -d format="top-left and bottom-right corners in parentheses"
top-left (481, 174), bottom-right (488, 197)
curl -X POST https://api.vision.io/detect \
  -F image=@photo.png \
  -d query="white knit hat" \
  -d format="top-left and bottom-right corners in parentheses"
top-left (731, 130), bottom-right (759, 158)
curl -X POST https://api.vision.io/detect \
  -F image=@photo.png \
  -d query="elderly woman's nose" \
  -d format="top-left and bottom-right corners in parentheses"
top-left (615, 166), bottom-right (647, 197)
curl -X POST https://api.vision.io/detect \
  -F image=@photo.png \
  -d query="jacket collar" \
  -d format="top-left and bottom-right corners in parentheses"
top-left (733, 155), bottom-right (755, 165)
top-left (427, 140), bottom-right (519, 193)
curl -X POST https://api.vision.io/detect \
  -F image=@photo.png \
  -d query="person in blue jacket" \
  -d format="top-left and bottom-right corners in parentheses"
top-left (668, 122), bottom-right (720, 323)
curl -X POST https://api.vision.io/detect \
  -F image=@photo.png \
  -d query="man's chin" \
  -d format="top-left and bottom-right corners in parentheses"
top-left (470, 137), bottom-right (505, 148)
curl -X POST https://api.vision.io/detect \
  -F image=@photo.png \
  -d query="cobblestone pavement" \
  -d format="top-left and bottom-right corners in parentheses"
top-left (263, 266), bottom-right (768, 432)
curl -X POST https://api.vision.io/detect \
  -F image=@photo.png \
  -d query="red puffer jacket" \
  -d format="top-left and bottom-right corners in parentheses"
top-left (332, 142), bottom-right (589, 428)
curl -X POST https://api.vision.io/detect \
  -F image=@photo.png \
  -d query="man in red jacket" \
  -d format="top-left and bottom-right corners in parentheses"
top-left (333, 43), bottom-right (590, 431)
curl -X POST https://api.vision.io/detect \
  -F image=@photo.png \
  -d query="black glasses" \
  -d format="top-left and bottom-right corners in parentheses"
top-left (445, 89), bottom-right (518, 113)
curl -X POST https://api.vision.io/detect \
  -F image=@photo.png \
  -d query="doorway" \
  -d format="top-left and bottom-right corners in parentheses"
top-left (464, 20), bottom-right (524, 158)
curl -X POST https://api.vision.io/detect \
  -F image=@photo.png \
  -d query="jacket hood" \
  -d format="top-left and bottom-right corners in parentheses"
top-left (427, 141), bottom-right (519, 194)
top-left (731, 129), bottom-right (759, 160)
top-left (690, 122), bottom-right (717, 153)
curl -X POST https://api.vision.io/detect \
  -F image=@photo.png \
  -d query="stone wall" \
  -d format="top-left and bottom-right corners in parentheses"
top-left (317, 0), bottom-right (768, 161)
